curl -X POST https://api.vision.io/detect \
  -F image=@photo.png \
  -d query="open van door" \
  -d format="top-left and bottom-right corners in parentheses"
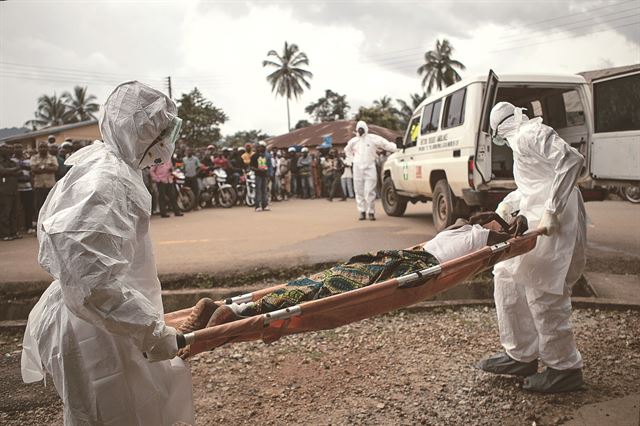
top-left (590, 70), bottom-right (640, 182)
top-left (474, 69), bottom-right (499, 188)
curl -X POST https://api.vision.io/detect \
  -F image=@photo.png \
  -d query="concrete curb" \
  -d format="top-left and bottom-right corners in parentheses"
top-left (3, 297), bottom-right (639, 333)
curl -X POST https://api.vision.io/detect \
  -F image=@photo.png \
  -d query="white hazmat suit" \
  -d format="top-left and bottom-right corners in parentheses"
top-left (344, 121), bottom-right (397, 217)
top-left (490, 102), bottom-right (586, 373)
top-left (21, 81), bottom-right (195, 425)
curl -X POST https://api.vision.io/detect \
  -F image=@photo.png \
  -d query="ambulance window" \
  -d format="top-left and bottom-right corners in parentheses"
top-left (531, 100), bottom-right (543, 117)
top-left (594, 72), bottom-right (640, 132)
top-left (443, 88), bottom-right (466, 129)
top-left (420, 103), bottom-right (434, 134)
top-left (563, 90), bottom-right (585, 127)
top-left (404, 115), bottom-right (421, 147)
top-left (420, 100), bottom-right (442, 134)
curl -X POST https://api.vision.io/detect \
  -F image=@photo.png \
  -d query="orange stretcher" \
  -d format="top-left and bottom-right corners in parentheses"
top-left (165, 231), bottom-right (542, 356)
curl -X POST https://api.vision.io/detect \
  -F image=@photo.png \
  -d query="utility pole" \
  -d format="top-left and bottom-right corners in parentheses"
top-left (166, 76), bottom-right (172, 99)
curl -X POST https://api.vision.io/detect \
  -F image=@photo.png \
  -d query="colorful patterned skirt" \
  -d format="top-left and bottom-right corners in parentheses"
top-left (241, 249), bottom-right (438, 316)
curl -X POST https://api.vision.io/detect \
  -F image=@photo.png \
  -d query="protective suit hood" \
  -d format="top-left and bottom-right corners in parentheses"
top-left (356, 120), bottom-right (369, 135)
top-left (490, 101), bottom-right (541, 152)
top-left (99, 81), bottom-right (179, 168)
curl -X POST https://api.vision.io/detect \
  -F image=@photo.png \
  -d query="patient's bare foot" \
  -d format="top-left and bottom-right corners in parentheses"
top-left (206, 305), bottom-right (242, 327)
top-left (177, 298), bottom-right (220, 359)
top-left (177, 298), bottom-right (220, 334)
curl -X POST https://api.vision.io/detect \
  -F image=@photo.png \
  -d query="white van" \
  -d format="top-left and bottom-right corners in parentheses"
top-left (381, 69), bottom-right (640, 231)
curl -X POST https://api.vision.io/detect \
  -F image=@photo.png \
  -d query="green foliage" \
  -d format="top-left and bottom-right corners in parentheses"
top-left (355, 96), bottom-right (403, 131)
top-left (25, 86), bottom-right (99, 130)
top-left (263, 41), bottom-right (313, 130)
top-left (176, 88), bottom-right (228, 147)
top-left (396, 92), bottom-right (427, 129)
top-left (304, 89), bottom-right (350, 123)
top-left (417, 39), bottom-right (466, 94)
top-left (224, 130), bottom-right (270, 148)
top-left (62, 86), bottom-right (99, 122)
top-left (294, 119), bottom-right (312, 129)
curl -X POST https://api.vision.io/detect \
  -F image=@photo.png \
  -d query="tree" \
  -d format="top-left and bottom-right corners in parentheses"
top-left (294, 119), bottom-right (312, 129)
top-left (304, 89), bottom-right (350, 123)
top-left (224, 130), bottom-right (270, 148)
top-left (355, 97), bottom-right (403, 131)
top-left (25, 93), bottom-right (69, 130)
top-left (263, 41), bottom-right (313, 131)
top-left (62, 86), bottom-right (99, 122)
top-left (396, 92), bottom-right (427, 129)
top-left (176, 88), bottom-right (228, 147)
top-left (417, 39), bottom-right (466, 94)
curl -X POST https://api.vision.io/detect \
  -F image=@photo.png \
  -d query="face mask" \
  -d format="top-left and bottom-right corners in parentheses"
top-left (491, 112), bottom-right (514, 147)
top-left (138, 116), bottom-right (182, 169)
top-left (492, 134), bottom-right (508, 146)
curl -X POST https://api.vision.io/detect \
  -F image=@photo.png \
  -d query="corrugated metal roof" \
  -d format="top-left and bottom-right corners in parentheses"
top-left (0, 120), bottom-right (98, 143)
top-left (266, 120), bottom-right (401, 149)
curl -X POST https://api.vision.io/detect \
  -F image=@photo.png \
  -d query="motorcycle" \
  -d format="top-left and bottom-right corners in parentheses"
top-left (242, 170), bottom-right (256, 207)
top-left (615, 184), bottom-right (640, 204)
top-left (199, 166), bottom-right (237, 208)
top-left (172, 169), bottom-right (196, 212)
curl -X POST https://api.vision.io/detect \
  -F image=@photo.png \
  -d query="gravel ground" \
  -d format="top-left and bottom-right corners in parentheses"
top-left (2, 306), bottom-right (638, 426)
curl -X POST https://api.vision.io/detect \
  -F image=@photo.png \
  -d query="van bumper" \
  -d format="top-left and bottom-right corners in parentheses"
top-left (462, 188), bottom-right (512, 210)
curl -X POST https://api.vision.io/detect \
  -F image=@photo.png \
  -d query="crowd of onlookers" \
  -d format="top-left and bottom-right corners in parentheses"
top-left (1, 137), bottom-right (390, 239)
top-left (143, 141), bottom-right (373, 216)
top-left (0, 135), bottom-right (85, 241)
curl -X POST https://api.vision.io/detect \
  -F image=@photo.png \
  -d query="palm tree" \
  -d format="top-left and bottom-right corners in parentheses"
top-left (25, 93), bottom-right (68, 130)
top-left (417, 39), bottom-right (466, 94)
top-left (63, 86), bottom-right (99, 122)
top-left (373, 96), bottom-right (394, 111)
top-left (396, 92), bottom-right (427, 128)
top-left (263, 41), bottom-right (313, 131)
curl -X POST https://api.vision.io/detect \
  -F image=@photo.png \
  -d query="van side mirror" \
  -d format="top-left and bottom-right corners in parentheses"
top-left (395, 137), bottom-right (404, 150)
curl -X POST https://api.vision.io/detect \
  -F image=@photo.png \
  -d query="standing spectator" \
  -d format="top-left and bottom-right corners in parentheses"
top-left (141, 167), bottom-right (158, 215)
top-left (13, 146), bottom-right (35, 233)
top-left (202, 145), bottom-right (216, 168)
top-left (276, 150), bottom-right (291, 200)
top-left (341, 153), bottom-right (355, 199)
top-left (297, 147), bottom-right (313, 199)
top-left (229, 148), bottom-right (244, 187)
top-left (150, 162), bottom-right (183, 218)
top-left (0, 144), bottom-right (20, 241)
top-left (182, 148), bottom-right (200, 210)
top-left (58, 141), bottom-right (73, 178)
top-left (288, 147), bottom-right (300, 198)
top-left (269, 149), bottom-right (277, 200)
top-left (311, 152), bottom-right (321, 198)
top-left (250, 141), bottom-right (271, 211)
top-left (327, 150), bottom-right (345, 201)
top-left (241, 143), bottom-right (253, 167)
top-left (30, 141), bottom-right (58, 219)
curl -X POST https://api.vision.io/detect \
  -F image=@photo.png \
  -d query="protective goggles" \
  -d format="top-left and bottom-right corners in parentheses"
top-left (491, 113), bottom-right (514, 146)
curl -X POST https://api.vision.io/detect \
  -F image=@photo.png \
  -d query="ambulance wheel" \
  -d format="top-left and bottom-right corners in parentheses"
top-left (432, 180), bottom-right (455, 232)
top-left (382, 177), bottom-right (407, 217)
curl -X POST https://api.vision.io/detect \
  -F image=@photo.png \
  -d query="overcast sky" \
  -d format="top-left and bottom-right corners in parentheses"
top-left (1, 0), bottom-right (638, 137)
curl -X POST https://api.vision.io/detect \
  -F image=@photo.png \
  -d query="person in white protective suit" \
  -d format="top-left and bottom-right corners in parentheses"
top-left (20, 81), bottom-right (195, 425)
top-left (344, 120), bottom-right (397, 221)
top-left (476, 101), bottom-right (587, 393)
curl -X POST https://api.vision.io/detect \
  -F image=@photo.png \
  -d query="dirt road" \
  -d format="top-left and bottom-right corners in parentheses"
top-left (1, 199), bottom-right (638, 284)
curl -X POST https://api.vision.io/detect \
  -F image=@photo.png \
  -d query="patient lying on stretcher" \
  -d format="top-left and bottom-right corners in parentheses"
top-left (175, 213), bottom-right (527, 357)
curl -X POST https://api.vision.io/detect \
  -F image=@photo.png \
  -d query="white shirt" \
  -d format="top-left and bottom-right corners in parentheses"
top-left (423, 224), bottom-right (490, 263)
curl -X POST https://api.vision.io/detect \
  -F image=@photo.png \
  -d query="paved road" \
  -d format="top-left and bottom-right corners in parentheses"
top-left (1, 199), bottom-right (638, 283)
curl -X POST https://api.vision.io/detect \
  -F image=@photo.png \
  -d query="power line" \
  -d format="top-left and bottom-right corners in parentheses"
top-left (363, 0), bottom-right (637, 62)
top-left (362, 14), bottom-right (639, 70)
top-left (364, 10), bottom-right (639, 67)
top-left (389, 20), bottom-right (640, 73)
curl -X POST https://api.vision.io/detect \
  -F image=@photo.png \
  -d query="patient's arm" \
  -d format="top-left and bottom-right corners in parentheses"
top-left (487, 230), bottom-right (511, 245)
